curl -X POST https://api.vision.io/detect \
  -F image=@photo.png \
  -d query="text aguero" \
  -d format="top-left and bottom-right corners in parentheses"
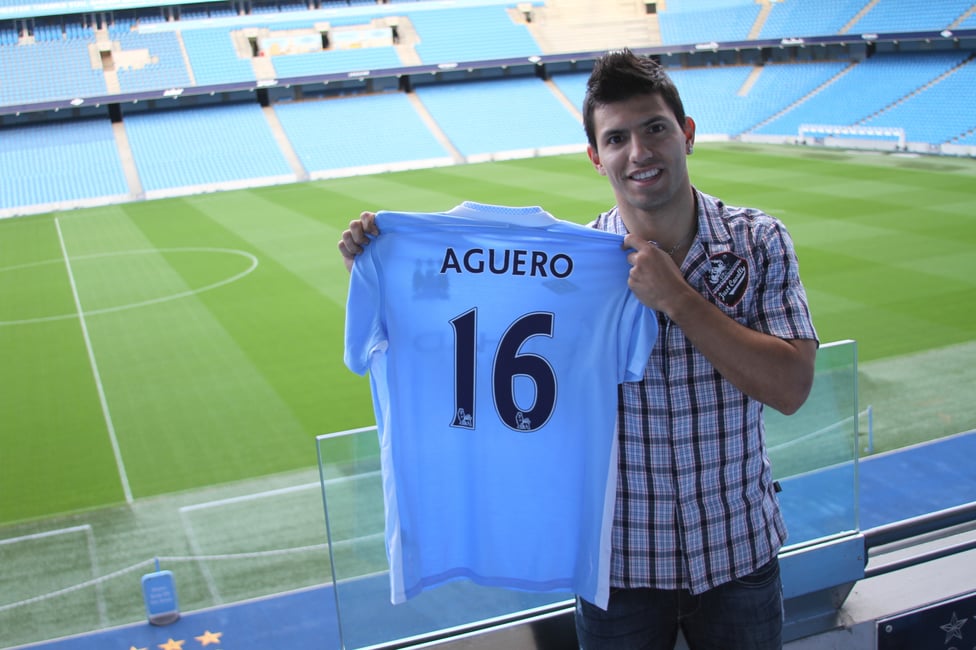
top-left (440, 247), bottom-right (574, 278)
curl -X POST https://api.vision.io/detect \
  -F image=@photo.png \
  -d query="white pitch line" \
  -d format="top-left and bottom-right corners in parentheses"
top-left (55, 218), bottom-right (133, 504)
top-left (0, 523), bottom-right (92, 546)
top-left (0, 248), bottom-right (259, 326)
top-left (179, 472), bottom-right (381, 513)
top-left (84, 522), bottom-right (109, 627)
top-left (178, 507), bottom-right (222, 605)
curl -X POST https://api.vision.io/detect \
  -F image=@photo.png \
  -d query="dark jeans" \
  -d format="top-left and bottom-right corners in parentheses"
top-left (575, 557), bottom-right (783, 650)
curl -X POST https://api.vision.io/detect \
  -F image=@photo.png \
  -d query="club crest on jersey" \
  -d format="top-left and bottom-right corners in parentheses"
top-left (705, 252), bottom-right (748, 307)
top-left (413, 259), bottom-right (450, 300)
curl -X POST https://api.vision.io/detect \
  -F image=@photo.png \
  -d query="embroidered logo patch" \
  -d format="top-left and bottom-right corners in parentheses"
top-left (705, 252), bottom-right (748, 307)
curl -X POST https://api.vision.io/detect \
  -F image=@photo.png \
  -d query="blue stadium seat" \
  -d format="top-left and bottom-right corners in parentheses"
top-left (0, 40), bottom-right (107, 106)
top-left (414, 77), bottom-right (582, 157)
top-left (659, 3), bottom-right (761, 44)
top-left (759, 0), bottom-right (866, 39)
top-left (123, 103), bottom-right (293, 192)
top-left (273, 92), bottom-right (449, 172)
top-left (861, 60), bottom-right (976, 144)
top-left (114, 31), bottom-right (192, 93)
top-left (850, 0), bottom-right (974, 33)
top-left (182, 28), bottom-right (257, 86)
top-left (754, 53), bottom-right (969, 137)
top-left (271, 46), bottom-right (401, 78)
top-left (0, 119), bottom-right (128, 209)
top-left (409, 6), bottom-right (541, 64)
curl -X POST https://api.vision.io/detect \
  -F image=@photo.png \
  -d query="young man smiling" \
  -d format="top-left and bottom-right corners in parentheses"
top-left (575, 48), bottom-right (818, 649)
top-left (337, 48), bottom-right (819, 650)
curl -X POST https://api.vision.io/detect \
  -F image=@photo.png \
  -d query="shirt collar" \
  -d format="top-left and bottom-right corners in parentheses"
top-left (595, 188), bottom-right (727, 245)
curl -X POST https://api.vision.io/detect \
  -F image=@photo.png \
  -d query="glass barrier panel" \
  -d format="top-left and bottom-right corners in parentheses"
top-left (318, 340), bottom-right (858, 647)
top-left (768, 339), bottom-right (860, 549)
top-left (316, 428), bottom-right (570, 650)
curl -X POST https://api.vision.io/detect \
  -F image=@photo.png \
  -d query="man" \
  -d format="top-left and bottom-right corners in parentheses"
top-left (338, 49), bottom-right (818, 649)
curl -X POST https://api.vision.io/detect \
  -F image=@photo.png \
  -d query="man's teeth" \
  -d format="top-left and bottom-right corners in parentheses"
top-left (631, 169), bottom-right (661, 181)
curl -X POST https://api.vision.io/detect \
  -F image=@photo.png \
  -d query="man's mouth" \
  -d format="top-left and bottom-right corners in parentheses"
top-left (630, 168), bottom-right (661, 181)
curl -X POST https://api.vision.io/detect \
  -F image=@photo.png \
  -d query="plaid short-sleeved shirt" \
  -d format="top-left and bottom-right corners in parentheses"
top-left (591, 189), bottom-right (819, 595)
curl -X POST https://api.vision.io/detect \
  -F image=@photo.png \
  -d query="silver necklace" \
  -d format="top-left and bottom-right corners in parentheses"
top-left (649, 228), bottom-right (695, 257)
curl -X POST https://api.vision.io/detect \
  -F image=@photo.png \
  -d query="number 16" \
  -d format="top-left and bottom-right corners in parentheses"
top-left (450, 308), bottom-right (557, 433)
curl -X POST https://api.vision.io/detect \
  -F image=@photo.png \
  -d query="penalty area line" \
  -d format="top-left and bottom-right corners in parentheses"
top-left (55, 217), bottom-right (133, 504)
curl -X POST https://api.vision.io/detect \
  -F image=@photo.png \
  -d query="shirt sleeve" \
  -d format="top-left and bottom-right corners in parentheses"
top-left (343, 243), bottom-right (387, 376)
top-left (754, 221), bottom-right (819, 344)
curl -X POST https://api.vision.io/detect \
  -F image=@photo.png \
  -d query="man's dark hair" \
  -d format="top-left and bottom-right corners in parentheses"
top-left (582, 49), bottom-right (687, 150)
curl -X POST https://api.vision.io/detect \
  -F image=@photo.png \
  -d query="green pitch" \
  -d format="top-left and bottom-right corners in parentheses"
top-left (2, 143), bottom-right (975, 527)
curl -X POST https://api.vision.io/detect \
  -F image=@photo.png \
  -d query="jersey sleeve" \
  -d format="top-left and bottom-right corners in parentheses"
top-left (343, 244), bottom-right (387, 376)
top-left (618, 293), bottom-right (657, 383)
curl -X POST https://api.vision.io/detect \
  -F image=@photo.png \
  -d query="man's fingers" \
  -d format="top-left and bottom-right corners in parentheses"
top-left (337, 212), bottom-right (380, 273)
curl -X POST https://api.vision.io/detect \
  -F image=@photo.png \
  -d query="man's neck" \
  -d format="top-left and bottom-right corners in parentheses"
top-left (619, 187), bottom-right (698, 249)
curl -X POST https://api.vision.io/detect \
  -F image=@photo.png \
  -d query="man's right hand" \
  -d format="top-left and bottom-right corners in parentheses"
top-left (337, 211), bottom-right (379, 273)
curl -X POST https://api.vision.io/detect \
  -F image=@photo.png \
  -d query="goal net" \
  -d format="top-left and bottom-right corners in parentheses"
top-left (798, 124), bottom-right (906, 149)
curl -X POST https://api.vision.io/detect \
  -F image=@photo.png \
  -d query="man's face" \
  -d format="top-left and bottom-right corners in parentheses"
top-left (586, 93), bottom-right (694, 219)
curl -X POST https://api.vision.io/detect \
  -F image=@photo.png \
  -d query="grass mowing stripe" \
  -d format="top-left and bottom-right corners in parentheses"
top-left (0, 317), bottom-right (124, 521)
top-left (303, 171), bottom-right (470, 215)
top-left (94, 262), bottom-right (314, 496)
top-left (141, 193), bottom-right (368, 436)
top-left (0, 217), bottom-right (119, 523)
top-left (188, 189), bottom-right (352, 307)
top-left (116, 197), bottom-right (366, 492)
top-left (57, 207), bottom-right (314, 496)
top-left (55, 217), bottom-right (133, 504)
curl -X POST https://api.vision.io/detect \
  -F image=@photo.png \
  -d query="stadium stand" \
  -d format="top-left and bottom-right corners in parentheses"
top-left (758, 0), bottom-right (867, 40)
top-left (0, 0), bottom-right (973, 209)
top-left (181, 27), bottom-right (257, 86)
top-left (752, 52), bottom-right (969, 137)
top-left (412, 76), bottom-right (582, 158)
top-left (849, 0), bottom-right (975, 33)
top-left (122, 102), bottom-right (293, 195)
top-left (112, 26), bottom-right (194, 93)
top-left (408, 5), bottom-right (541, 64)
top-left (0, 39), bottom-right (107, 106)
top-left (664, 0), bottom-right (754, 8)
top-left (270, 44), bottom-right (402, 77)
top-left (658, 2), bottom-right (761, 45)
top-left (673, 62), bottom-right (850, 137)
top-left (549, 70), bottom-right (588, 115)
top-left (0, 118), bottom-right (128, 210)
top-left (272, 92), bottom-right (452, 176)
top-left (860, 57), bottom-right (976, 145)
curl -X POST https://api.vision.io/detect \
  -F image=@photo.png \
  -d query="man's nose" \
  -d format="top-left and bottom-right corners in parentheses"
top-left (629, 135), bottom-right (654, 162)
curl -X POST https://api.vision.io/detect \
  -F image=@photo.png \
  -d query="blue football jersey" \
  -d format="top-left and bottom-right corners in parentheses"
top-left (344, 202), bottom-right (657, 608)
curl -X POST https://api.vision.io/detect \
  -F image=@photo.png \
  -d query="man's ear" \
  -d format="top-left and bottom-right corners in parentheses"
top-left (587, 145), bottom-right (606, 176)
top-left (683, 116), bottom-right (697, 147)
